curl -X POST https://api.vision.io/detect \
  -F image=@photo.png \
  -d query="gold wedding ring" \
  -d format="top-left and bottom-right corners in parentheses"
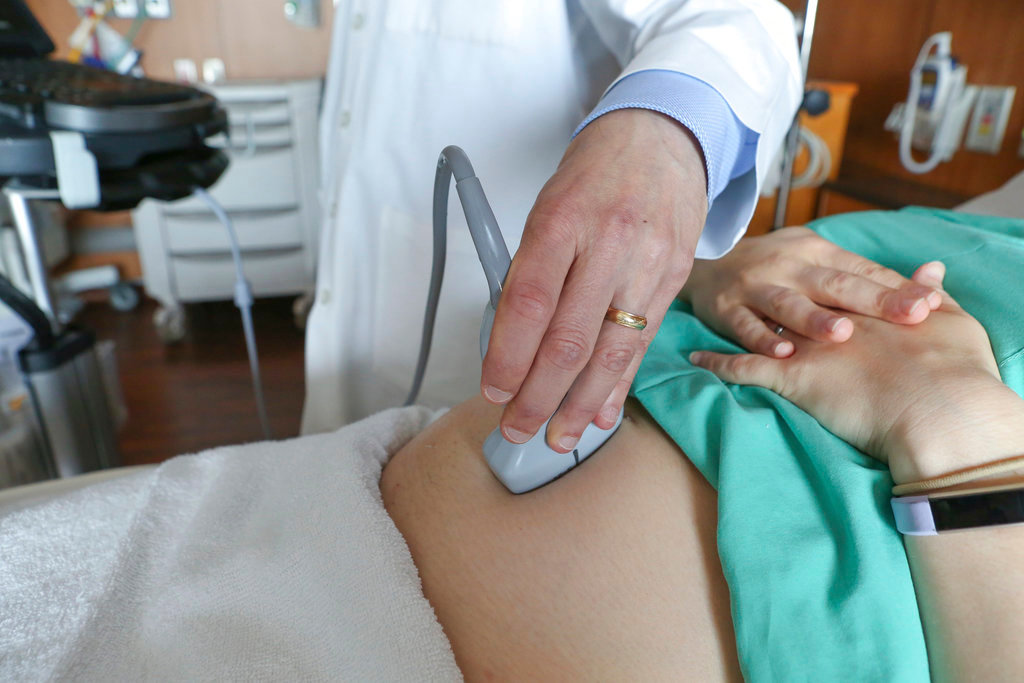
top-left (605, 306), bottom-right (647, 330)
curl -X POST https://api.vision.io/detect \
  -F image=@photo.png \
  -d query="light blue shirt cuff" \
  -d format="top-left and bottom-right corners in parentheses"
top-left (574, 70), bottom-right (757, 207)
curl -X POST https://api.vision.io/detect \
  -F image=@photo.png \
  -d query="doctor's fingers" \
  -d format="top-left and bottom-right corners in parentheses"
top-left (547, 284), bottom-right (675, 447)
top-left (496, 258), bottom-right (627, 446)
top-left (480, 225), bottom-right (577, 405)
top-left (498, 255), bottom-right (655, 448)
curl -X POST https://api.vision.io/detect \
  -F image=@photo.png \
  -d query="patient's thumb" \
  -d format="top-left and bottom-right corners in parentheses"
top-left (912, 261), bottom-right (946, 288)
top-left (689, 350), bottom-right (779, 392)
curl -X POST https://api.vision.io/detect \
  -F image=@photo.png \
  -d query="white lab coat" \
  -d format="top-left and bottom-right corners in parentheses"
top-left (302, 0), bottom-right (802, 433)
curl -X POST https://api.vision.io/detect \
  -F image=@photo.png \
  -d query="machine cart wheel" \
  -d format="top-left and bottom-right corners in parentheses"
top-left (292, 291), bottom-right (314, 330)
top-left (109, 282), bottom-right (140, 312)
top-left (153, 303), bottom-right (186, 343)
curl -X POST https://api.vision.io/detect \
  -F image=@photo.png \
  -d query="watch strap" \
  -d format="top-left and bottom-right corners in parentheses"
top-left (892, 486), bottom-right (1024, 535)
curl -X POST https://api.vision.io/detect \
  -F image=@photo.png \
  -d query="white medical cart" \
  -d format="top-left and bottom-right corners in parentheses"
top-left (131, 78), bottom-right (322, 341)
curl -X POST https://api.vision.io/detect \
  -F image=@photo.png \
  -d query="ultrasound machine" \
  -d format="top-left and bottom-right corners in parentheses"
top-left (0, 0), bottom-right (228, 481)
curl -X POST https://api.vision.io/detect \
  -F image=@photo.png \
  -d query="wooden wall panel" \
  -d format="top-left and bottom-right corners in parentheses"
top-left (24, 0), bottom-right (333, 81)
top-left (817, 189), bottom-right (882, 217)
top-left (212, 0), bottom-right (335, 80)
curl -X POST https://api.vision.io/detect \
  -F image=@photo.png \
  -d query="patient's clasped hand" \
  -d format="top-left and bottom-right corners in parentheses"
top-left (384, 211), bottom-right (1024, 681)
top-left (690, 250), bottom-right (1022, 487)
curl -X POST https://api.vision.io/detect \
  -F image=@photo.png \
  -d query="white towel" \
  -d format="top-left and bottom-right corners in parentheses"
top-left (0, 406), bottom-right (462, 682)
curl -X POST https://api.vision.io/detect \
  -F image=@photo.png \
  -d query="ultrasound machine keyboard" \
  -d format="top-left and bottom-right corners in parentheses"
top-left (0, 58), bottom-right (220, 133)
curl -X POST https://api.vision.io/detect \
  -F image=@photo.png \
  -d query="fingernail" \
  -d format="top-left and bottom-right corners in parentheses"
top-left (503, 426), bottom-right (531, 444)
top-left (828, 317), bottom-right (849, 333)
top-left (689, 351), bottom-right (704, 364)
top-left (918, 261), bottom-right (945, 286)
top-left (483, 385), bottom-right (513, 404)
top-left (829, 317), bottom-right (853, 339)
top-left (902, 298), bottom-right (925, 316)
top-left (557, 435), bottom-right (579, 451)
top-left (773, 340), bottom-right (793, 357)
top-left (927, 291), bottom-right (942, 309)
top-left (599, 404), bottom-right (619, 424)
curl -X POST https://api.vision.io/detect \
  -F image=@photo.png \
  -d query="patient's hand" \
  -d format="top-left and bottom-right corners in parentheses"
top-left (691, 262), bottom-right (1024, 484)
top-left (681, 227), bottom-right (943, 358)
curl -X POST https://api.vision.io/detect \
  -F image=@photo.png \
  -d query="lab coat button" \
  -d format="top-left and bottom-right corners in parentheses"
top-left (320, 289), bottom-right (331, 305)
top-left (339, 111), bottom-right (351, 127)
top-left (352, 13), bottom-right (365, 30)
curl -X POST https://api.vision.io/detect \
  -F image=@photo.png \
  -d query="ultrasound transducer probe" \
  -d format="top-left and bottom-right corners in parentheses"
top-left (406, 146), bottom-right (622, 493)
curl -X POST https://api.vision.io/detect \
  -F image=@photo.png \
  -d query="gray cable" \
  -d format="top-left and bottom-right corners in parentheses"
top-left (192, 186), bottom-right (273, 440)
top-left (404, 146), bottom-right (511, 406)
top-left (773, 0), bottom-right (820, 230)
top-left (402, 154), bottom-right (451, 406)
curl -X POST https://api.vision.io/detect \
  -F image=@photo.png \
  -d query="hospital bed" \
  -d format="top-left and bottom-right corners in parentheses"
top-left (953, 168), bottom-right (1024, 220)
top-left (2, 170), bottom-right (1022, 680)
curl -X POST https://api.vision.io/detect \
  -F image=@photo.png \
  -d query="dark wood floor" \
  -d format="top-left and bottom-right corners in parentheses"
top-left (79, 292), bottom-right (306, 466)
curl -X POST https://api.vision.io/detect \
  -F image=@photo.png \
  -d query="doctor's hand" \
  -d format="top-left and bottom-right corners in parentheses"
top-left (481, 109), bottom-right (708, 452)
top-left (680, 226), bottom-right (943, 358)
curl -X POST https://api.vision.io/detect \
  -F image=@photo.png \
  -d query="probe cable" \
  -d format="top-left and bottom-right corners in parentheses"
top-left (193, 186), bottom-right (272, 440)
top-left (405, 146), bottom-right (511, 406)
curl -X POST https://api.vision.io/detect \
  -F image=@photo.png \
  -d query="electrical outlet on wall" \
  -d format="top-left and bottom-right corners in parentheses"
top-left (965, 86), bottom-right (1016, 154)
top-left (112, 0), bottom-right (138, 18)
top-left (112, 0), bottom-right (171, 18)
top-left (143, 0), bottom-right (172, 19)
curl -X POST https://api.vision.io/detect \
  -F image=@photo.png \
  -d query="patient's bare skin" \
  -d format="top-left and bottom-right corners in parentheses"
top-left (381, 397), bottom-right (740, 681)
top-left (384, 243), bottom-right (1024, 681)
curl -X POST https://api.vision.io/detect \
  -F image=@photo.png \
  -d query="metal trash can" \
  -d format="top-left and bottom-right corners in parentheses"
top-left (19, 326), bottom-right (120, 478)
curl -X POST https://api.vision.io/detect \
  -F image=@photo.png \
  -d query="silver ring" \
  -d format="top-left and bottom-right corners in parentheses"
top-left (773, 324), bottom-right (785, 336)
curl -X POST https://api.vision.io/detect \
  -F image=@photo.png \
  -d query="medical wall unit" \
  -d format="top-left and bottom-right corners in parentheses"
top-left (772, 0), bottom-right (1022, 215)
top-left (964, 86), bottom-right (1016, 155)
top-left (888, 32), bottom-right (977, 175)
top-left (131, 79), bottom-right (321, 341)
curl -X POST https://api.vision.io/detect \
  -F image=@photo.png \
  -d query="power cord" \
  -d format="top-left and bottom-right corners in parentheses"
top-left (192, 186), bottom-right (272, 440)
top-left (790, 126), bottom-right (832, 189)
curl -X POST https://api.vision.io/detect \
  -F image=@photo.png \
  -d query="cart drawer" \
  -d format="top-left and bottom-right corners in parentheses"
top-left (168, 146), bottom-right (298, 211)
top-left (163, 209), bottom-right (304, 255)
top-left (170, 249), bottom-right (311, 301)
